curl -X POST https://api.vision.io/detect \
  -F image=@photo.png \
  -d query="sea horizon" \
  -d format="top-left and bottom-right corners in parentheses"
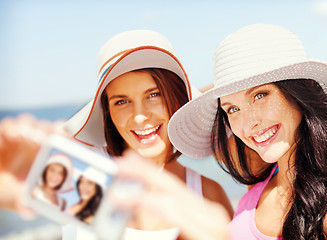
top-left (0, 103), bottom-right (85, 122)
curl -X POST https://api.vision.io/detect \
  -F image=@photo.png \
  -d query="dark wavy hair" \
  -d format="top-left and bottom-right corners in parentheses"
top-left (75, 176), bottom-right (103, 223)
top-left (212, 79), bottom-right (327, 239)
top-left (100, 68), bottom-right (189, 161)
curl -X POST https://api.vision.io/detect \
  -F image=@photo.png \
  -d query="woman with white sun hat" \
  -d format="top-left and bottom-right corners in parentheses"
top-left (166, 23), bottom-right (327, 239)
top-left (63, 29), bottom-right (233, 240)
top-left (114, 23), bottom-right (327, 240)
top-left (68, 166), bottom-right (106, 224)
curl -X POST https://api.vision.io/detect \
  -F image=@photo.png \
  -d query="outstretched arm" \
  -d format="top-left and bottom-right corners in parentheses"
top-left (114, 150), bottom-right (230, 240)
top-left (0, 114), bottom-right (67, 211)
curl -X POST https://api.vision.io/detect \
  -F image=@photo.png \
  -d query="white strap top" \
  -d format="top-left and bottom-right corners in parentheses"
top-left (33, 186), bottom-right (65, 210)
top-left (185, 167), bottom-right (203, 196)
top-left (122, 167), bottom-right (203, 240)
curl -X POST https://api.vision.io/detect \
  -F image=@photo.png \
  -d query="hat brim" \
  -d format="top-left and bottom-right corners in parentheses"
top-left (168, 60), bottom-right (327, 159)
top-left (64, 46), bottom-right (191, 147)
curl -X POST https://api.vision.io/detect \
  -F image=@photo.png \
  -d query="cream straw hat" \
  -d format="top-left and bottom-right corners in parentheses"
top-left (64, 30), bottom-right (191, 147)
top-left (168, 23), bottom-right (327, 159)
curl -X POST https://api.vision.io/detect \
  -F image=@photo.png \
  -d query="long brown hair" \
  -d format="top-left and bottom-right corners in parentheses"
top-left (100, 68), bottom-right (189, 160)
top-left (213, 79), bottom-right (327, 239)
top-left (75, 176), bottom-right (103, 223)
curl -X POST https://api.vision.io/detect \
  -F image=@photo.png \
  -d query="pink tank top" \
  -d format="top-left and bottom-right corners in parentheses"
top-left (230, 165), bottom-right (282, 240)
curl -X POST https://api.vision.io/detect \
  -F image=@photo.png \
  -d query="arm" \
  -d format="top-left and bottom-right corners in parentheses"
top-left (201, 176), bottom-right (234, 220)
top-left (0, 114), bottom-right (67, 211)
top-left (114, 151), bottom-right (230, 240)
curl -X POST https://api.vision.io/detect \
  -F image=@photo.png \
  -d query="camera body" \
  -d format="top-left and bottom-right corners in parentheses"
top-left (24, 135), bottom-right (143, 240)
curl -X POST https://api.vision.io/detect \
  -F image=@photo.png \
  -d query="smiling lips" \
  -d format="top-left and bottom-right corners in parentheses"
top-left (251, 124), bottom-right (279, 146)
top-left (132, 125), bottom-right (161, 144)
top-left (49, 179), bottom-right (60, 187)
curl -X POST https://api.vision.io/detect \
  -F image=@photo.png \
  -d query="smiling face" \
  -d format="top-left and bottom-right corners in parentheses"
top-left (105, 71), bottom-right (171, 163)
top-left (220, 83), bottom-right (303, 164)
top-left (78, 177), bottom-right (97, 201)
top-left (45, 163), bottom-right (66, 190)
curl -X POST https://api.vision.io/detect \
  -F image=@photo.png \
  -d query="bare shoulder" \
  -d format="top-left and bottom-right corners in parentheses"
top-left (201, 176), bottom-right (234, 219)
top-left (68, 203), bottom-right (79, 215)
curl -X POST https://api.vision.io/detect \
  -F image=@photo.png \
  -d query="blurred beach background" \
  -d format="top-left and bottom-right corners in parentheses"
top-left (1, 0), bottom-right (327, 239)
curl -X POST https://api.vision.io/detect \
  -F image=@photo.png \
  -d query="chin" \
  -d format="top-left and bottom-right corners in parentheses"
top-left (48, 184), bottom-right (60, 189)
top-left (137, 142), bottom-right (167, 159)
top-left (81, 195), bottom-right (92, 201)
top-left (259, 142), bottom-right (292, 164)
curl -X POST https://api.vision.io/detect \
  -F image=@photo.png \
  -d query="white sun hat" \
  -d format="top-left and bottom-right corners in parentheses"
top-left (168, 23), bottom-right (327, 159)
top-left (45, 154), bottom-right (75, 193)
top-left (74, 166), bottom-right (108, 190)
top-left (64, 30), bottom-right (191, 147)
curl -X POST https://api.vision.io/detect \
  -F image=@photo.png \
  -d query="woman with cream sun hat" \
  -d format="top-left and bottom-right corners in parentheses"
top-left (64, 29), bottom-right (192, 147)
top-left (32, 153), bottom-right (74, 211)
top-left (63, 29), bottom-right (233, 240)
top-left (167, 23), bottom-right (327, 239)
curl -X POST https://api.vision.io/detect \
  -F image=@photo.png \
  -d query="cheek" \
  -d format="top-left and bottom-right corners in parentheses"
top-left (59, 173), bottom-right (64, 181)
top-left (268, 98), bottom-right (302, 127)
top-left (228, 119), bottom-right (242, 139)
top-left (109, 108), bottom-right (127, 129)
top-left (149, 99), bottom-right (169, 116)
top-left (286, 107), bottom-right (303, 135)
top-left (156, 105), bottom-right (170, 123)
top-left (45, 172), bottom-right (51, 181)
top-left (79, 182), bottom-right (87, 189)
top-left (265, 101), bottom-right (286, 117)
top-left (47, 170), bottom-right (54, 177)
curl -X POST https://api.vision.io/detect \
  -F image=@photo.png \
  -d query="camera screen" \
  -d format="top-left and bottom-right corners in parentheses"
top-left (29, 148), bottom-right (114, 225)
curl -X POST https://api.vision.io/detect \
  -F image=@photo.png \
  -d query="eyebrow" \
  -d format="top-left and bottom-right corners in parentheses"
top-left (220, 85), bottom-right (262, 108)
top-left (145, 87), bottom-right (159, 94)
top-left (108, 87), bottom-right (159, 101)
top-left (245, 85), bottom-right (262, 96)
top-left (108, 94), bottom-right (127, 101)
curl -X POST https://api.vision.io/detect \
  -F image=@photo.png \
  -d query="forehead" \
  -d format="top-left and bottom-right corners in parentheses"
top-left (220, 83), bottom-right (277, 103)
top-left (106, 71), bottom-right (157, 94)
top-left (48, 163), bottom-right (64, 170)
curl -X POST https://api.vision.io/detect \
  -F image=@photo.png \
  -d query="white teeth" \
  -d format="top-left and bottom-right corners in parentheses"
top-left (253, 127), bottom-right (277, 143)
top-left (134, 125), bottom-right (160, 136)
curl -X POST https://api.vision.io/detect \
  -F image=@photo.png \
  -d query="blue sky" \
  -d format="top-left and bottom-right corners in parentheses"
top-left (1, 0), bottom-right (327, 109)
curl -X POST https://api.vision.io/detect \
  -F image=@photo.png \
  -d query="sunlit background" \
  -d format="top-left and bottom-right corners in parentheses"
top-left (1, 0), bottom-right (327, 111)
top-left (0, 0), bottom-right (326, 239)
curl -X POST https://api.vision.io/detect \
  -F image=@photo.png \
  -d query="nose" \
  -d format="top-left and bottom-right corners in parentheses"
top-left (242, 106), bottom-right (261, 132)
top-left (133, 102), bottom-right (150, 124)
top-left (134, 114), bottom-right (148, 123)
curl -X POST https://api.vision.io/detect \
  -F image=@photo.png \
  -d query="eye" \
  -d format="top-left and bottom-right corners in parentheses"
top-left (254, 92), bottom-right (267, 101)
top-left (148, 92), bottom-right (161, 98)
top-left (115, 99), bottom-right (128, 105)
top-left (227, 106), bottom-right (239, 114)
